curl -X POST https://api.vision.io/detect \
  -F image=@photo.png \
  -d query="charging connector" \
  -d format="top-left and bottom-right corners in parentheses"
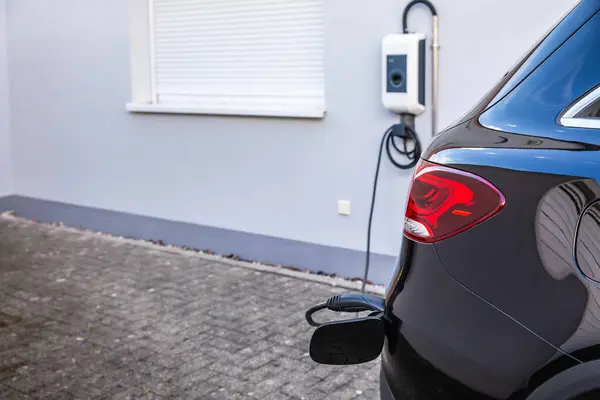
top-left (305, 293), bottom-right (385, 327)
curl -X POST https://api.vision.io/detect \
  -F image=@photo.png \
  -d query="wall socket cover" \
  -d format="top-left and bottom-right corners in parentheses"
top-left (337, 200), bottom-right (351, 216)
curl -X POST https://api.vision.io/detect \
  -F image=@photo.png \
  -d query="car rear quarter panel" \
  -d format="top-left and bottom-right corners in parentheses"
top-left (425, 6), bottom-right (600, 357)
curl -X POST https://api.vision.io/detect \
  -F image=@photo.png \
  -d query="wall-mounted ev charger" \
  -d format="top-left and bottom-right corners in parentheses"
top-left (382, 33), bottom-right (427, 116)
top-left (361, 0), bottom-right (439, 294)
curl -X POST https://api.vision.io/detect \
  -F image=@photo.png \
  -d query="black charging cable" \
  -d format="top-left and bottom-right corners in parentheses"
top-left (358, 0), bottom-right (437, 293)
top-left (361, 118), bottom-right (421, 292)
top-left (402, 0), bottom-right (438, 33)
top-left (306, 293), bottom-right (386, 327)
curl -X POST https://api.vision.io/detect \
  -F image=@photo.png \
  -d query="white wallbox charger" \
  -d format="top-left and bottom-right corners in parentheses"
top-left (382, 33), bottom-right (427, 116)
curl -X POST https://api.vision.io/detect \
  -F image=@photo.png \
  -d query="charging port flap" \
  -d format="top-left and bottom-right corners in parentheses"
top-left (309, 314), bottom-right (385, 365)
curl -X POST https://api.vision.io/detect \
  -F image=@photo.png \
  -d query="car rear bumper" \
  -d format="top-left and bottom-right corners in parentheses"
top-left (379, 334), bottom-right (492, 400)
top-left (380, 368), bottom-right (395, 400)
top-left (381, 239), bottom-right (561, 399)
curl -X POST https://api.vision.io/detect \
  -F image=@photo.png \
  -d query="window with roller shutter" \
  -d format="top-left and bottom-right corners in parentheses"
top-left (127, 0), bottom-right (326, 118)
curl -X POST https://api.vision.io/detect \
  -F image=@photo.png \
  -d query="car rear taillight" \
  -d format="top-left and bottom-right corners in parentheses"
top-left (404, 160), bottom-right (505, 243)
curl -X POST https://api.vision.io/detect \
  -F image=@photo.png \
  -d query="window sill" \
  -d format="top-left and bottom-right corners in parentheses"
top-left (126, 103), bottom-right (325, 119)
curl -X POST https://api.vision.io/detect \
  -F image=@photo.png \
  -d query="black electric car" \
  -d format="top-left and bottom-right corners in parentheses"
top-left (306, 1), bottom-right (600, 399)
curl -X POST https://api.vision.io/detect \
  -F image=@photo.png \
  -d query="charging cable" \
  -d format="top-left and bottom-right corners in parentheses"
top-left (403, 0), bottom-right (440, 137)
top-left (361, 116), bottom-right (421, 292)
top-left (360, 0), bottom-right (438, 293)
top-left (306, 293), bottom-right (386, 327)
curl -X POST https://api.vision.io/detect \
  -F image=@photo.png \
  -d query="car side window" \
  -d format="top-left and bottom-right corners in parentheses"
top-left (578, 99), bottom-right (600, 118)
top-left (561, 85), bottom-right (600, 129)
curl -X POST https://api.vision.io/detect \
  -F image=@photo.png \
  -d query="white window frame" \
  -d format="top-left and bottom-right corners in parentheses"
top-left (560, 85), bottom-right (600, 129)
top-left (126, 0), bottom-right (326, 119)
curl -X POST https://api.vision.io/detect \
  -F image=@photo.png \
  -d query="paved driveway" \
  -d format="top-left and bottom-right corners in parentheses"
top-left (0, 215), bottom-right (379, 399)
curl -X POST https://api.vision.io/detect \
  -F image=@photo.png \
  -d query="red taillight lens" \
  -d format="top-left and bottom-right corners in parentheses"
top-left (404, 161), bottom-right (505, 243)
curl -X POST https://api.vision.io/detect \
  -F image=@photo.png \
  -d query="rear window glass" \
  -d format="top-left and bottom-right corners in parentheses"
top-left (577, 100), bottom-right (600, 118)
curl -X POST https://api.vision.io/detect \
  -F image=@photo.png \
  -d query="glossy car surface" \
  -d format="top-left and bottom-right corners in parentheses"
top-left (382, 1), bottom-right (600, 398)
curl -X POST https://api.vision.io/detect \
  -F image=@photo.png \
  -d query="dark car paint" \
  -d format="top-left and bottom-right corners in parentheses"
top-left (526, 360), bottom-right (600, 400)
top-left (434, 158), bottom-right (588, 348)
top-left (574, 198), bottom-right (600, 286)
top-left (383, 2), bottom-right (600, 399)
top-left (489, 1), bottom-right (598, 108)
top-left (427, 9), bottom-right (600, 345)
top-left (384, 241), bottom-right (563, 399)
top-left (536, 180), bottom-right (600, 355)
top-left (478, 12), bottom-right (600, 146)
top-left (443, 0), bottom-right (600, 133)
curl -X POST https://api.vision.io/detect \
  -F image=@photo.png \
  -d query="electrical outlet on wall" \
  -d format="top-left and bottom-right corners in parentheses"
top-left (337, 200), bottom-right (351, 216)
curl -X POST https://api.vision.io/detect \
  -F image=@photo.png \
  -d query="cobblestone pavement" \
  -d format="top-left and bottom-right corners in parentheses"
top-left (0, 215), bottom-right (379, 399)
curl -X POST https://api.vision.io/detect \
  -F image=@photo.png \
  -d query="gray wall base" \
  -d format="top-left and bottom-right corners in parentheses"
top-left (0, 195), bottom-right (396, 285)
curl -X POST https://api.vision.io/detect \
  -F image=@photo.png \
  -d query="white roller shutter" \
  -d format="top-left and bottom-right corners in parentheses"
top-left (150, 0), bottom-right (325, 118)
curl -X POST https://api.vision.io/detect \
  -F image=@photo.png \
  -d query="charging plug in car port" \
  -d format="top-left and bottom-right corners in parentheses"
top-left (305, 293), bottom-right (390, 365)
top-left (305, 293), bottom-right (385, 326)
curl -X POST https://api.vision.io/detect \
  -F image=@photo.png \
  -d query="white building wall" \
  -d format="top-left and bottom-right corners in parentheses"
top-left (4, 0), bottom-right (576, 258)
top-left (0, 0), bottom-right (11, 196)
